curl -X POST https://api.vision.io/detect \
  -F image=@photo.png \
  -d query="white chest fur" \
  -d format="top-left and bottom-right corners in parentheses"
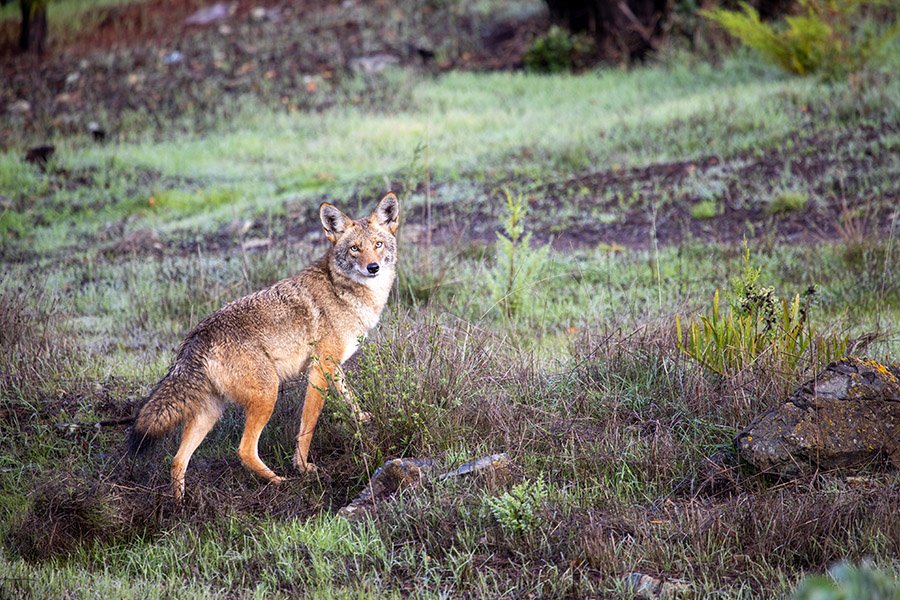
top-left (341, 332), bottom-right (364, 363)
top-left (340, 269), bottom-right (392, 364)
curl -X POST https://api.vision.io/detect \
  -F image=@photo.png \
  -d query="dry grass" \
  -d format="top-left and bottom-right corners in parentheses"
top-left (8, 312), bottom-right (896, 595)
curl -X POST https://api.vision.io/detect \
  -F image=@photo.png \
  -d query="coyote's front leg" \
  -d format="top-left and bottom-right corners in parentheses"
top-left (333, 364), bottom-right (372, 424)
top-left (293, 361), bottom-right (371, 473)
top-left (294, 363), bottom-right (329, 473)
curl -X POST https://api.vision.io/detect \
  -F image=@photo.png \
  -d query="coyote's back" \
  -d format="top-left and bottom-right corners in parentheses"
top-left (128, 193), bottom-right (400, 501)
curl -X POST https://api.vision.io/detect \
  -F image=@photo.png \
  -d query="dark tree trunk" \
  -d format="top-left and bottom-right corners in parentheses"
top-left (19, 0), bottom-right (48, 55)
top-left (545, 0), bottom-right (673, 62)
top-left (544, 0), bottom-right (796, 62)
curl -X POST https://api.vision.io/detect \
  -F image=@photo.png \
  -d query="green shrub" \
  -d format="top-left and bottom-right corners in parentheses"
top-left (676, 245), bottom-right (847, 375)
top-left (484, 476), bottom-right (547, 535)
top-left (0, 210), bottom-right (31, 239)
top-left (690, 199), bottom-right (719, 219)
top-left (792, 561), bottom-right (900, 599)
top-left (703, 1), bottom-right (900, 78)
top-left (488, 189), bottom-right (549, 320)
top-left (524, 26), bottom-right (593, 73)
top-left (767, 190), bottom-right (809, 214)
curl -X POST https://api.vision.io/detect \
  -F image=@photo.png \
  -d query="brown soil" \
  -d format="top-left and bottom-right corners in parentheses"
top-left (170, 119), bottom-right (897, 257)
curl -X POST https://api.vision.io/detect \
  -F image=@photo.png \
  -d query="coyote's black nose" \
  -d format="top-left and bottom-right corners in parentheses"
top-left (367, 263), bottom-right (380, 274)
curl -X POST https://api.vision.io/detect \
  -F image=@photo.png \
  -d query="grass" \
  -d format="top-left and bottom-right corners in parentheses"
top-left (1, 14), bottom-right (899, 597)
top-left (690, 198), bottom-right (719, 219)
top-left (0, 0), bottom-right (141, 45)
top-left (1, 229), bottom-right (898, 596)
top-left (2, 56), bottom-right (894, 257)
top-left (767, 189), bottom-right (810, 214)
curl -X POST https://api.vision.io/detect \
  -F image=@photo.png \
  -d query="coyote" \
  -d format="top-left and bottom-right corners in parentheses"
top-left (128, 194), bottom-right (400, 501)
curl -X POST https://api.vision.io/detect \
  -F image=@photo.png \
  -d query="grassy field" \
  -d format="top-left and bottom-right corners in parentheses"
top-left (1, 0), bottom-right (899, 596)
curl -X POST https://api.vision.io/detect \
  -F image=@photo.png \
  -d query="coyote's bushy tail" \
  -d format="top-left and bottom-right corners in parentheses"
top-left (127, 374), bottom-right (201, 455)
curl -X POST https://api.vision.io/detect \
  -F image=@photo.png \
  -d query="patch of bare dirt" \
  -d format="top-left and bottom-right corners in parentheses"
top-left (399, 120), bottom-right (898, 252)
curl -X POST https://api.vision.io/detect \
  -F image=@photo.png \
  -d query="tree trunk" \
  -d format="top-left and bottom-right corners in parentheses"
top-left (19, 0), bottom-right (48, 55)
top-left (545, 0), bottom-right (673, 62)
top-left (544, 0), bottom-right (796, 62)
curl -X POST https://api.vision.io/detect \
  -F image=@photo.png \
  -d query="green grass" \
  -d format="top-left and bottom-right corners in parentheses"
top-left (0, 0), bottom-right (141, 43)
top-left (1, 32), bottom-right (899, 599)
top-left (1, 233), bottom-right (898, 597)
top-left (83, 63), bottom-right (797, 182)
top-left (2, 55), bottom-right (894, 255)
top-left (690, 198), bottom-right (719, 219)
top-left (767, 189), bottom-right (810, 214)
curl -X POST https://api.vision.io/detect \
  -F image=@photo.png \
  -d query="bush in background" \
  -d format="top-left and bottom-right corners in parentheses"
top-left (676, 245), bottom-right (848, 376)
top-left (791, 561), bottom-right (900, 599)
top-left (523, 25), bottom-right (594, 73)
top-left (703, 0), bottom-right (900, 78)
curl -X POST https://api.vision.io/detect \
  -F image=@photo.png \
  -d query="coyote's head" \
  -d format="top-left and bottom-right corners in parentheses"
top-left (320, 193), bottom-right (400, 284)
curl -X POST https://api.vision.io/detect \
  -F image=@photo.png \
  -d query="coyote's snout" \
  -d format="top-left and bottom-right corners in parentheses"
top-left (127, 193), bottom-right (400, 501)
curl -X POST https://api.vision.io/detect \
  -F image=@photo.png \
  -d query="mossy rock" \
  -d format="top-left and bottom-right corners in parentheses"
top-left (736, 357), bottom-right (900, 477)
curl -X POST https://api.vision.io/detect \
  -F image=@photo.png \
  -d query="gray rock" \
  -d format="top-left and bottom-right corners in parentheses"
top-left (625, 573), bottom-right (693, 598)
top-left (349, 54), bottom-right (400, 75)
top-left (8, 100), bottom-right (31, 114)
top-left (439, 453), bottom-right (510, 480)
top-left (184, 2), bottom-right (233, 26)
top-left (736, 357), bottom-right (900, 477)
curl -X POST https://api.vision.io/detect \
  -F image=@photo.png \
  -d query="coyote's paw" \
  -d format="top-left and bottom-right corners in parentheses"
top-left (269, 475), bottom-right (287, 484)
top-left (293, 456), bottom-right (318, 473)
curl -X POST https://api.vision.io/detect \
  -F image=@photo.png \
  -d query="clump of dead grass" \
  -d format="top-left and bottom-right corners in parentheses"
top-left (9, 478), bottom-right (134, 561)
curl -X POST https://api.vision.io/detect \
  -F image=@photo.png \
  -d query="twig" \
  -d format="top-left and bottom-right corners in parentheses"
top-left (56, 416), bottom-right (134, 433)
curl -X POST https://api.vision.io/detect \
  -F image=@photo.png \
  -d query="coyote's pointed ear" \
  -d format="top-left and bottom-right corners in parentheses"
top-left (320, 203), bottom-right (350, 243)
top-left (372, 193), bottom-right (400, 235)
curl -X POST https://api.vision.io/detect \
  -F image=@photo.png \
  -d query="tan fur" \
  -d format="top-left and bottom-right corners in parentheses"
top-left (128, 193), bottom-right (400, 501)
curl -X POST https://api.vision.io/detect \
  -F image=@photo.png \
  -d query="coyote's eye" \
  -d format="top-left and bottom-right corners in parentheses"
top-left (375, 241), bottom-right (383, 249)
top-left (350, 245), bottom-right (360, 253)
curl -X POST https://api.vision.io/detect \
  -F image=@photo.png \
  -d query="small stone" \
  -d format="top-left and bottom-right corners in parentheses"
top-left (626, 573), bottom-right (660, 598)
top-left (349, 54), bottom-right (400, 75)
top-left (65, 72), bottom-right (81, 86)
top-left (625, 573), bottom-right (693, 599)
top-left (250, 6), bottom-right (267, 20)
top-left (184, 2), bottom-right (233, 26)
top-left (8, 100), bottom-right (31, 114)
top-left (163, 51), bottom-right (184, 65)
top-left (241, 238), bottom-right (271, 251)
